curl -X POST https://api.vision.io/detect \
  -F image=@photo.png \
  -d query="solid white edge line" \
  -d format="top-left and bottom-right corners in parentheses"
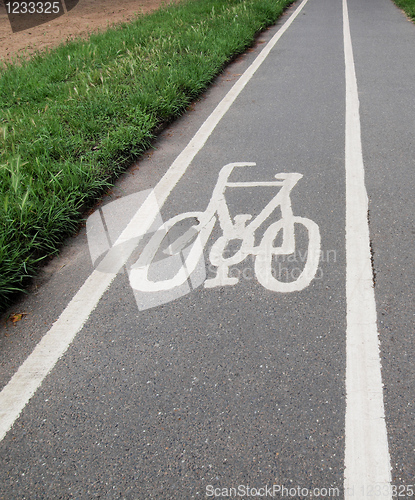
top-left (343, 0), bottom-right (392, 497)
top-left (0, 0), bottom-right (310, 443)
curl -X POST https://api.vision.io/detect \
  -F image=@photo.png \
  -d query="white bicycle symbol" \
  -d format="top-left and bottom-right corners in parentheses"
top-left (129, 162), bottom-right (321, 294)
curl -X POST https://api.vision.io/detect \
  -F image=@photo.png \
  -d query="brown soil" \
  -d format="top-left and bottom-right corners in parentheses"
top-left (0, 0), bottom-right (181, 63)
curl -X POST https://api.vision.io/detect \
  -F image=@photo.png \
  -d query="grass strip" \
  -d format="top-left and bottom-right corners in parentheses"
top-left (0, 0), bottom-right (294, 312)
top-left (393, 0), bottom-right (415, 20)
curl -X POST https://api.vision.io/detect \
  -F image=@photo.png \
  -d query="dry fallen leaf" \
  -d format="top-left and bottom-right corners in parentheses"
top-left (9, 312), bottom-right (28, 324)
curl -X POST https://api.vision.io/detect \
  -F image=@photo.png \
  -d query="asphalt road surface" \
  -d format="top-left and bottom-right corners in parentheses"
top-left (0, 0), bottom-right (414, 498)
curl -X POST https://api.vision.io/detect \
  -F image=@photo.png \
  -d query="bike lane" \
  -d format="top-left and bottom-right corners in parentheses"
top-left (0, 0), bottom-right (408, 497)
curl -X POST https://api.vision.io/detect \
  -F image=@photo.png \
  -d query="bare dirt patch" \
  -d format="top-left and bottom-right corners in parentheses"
top-left (0, 0), bottom-right (181, 63)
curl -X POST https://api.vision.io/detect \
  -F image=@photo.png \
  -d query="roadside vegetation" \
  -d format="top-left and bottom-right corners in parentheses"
top-left (393, 0), bottom-right (415, 20)
top-left (0, 0), bottom-right (294, 312)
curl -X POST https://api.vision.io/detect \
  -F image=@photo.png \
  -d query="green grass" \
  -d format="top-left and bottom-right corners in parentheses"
top-left (0, 0), bottom-right (294, 312)
top-left (393, 0), bottom-right (415, 20)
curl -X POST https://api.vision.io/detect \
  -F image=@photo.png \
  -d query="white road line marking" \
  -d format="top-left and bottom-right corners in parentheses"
top-left (0, 0), bottom-right (310, 442)
top-left (128, 164), bottom-right (321, 295)
top-left (343, 0), bottom-right (392, 496)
